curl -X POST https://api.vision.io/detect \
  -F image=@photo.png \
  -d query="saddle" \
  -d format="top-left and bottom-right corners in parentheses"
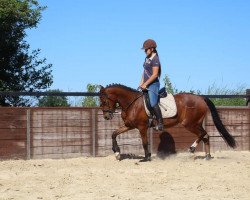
top-left (143, 87), bottom-right (177, 118)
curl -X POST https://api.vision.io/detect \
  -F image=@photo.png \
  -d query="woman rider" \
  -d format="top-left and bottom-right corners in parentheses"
top-left (139, 39), bottom-right (163, 131)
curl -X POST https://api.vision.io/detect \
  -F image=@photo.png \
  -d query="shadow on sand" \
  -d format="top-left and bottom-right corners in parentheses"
top-left (119, 131), bottom-right (177, 161)
top-left (194, 155), bottom-right (214, 160)
top-left (118, 154), bottom-right (145, 161)
top-left (157, 131), bottom-right (176, 159)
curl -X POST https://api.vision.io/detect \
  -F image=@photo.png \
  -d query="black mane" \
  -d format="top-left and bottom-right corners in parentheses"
top-left (106, 83), bottom-right (138, 93)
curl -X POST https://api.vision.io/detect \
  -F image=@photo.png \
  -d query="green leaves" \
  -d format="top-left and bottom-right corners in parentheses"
top-left (0, 0), bottom-right (45, 28)
top-left (38, 89), bottom-right (70, 107)
top-left (163, 74), bottom-right (247, 106)
top-left (0, 0), bottom-right (53, 106)
top-left (82, 84), bottom-right (99, 107)
top-left (205, 83), bottom-right (246, 106)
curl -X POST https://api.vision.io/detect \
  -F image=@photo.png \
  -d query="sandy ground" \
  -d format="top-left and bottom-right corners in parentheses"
top-left (0, 151), bottom-right (249, 200)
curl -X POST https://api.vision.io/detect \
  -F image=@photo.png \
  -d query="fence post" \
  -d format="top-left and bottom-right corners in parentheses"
top-left (247, 89), bottom-right (250, 107)
top-left (91, 109), bottom-right (96, 157)
top-left (247, 89), bottom-right (250, 151)
top-left (202, 114), bottom-right (207, 152)
top-left (149, 128), bottom-right (153, 154)
top-left (26, 109), bottom-right (31, 160)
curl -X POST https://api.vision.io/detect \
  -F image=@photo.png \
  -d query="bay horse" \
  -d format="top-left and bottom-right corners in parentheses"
top-left (99, 84), bottom-right (236, 161)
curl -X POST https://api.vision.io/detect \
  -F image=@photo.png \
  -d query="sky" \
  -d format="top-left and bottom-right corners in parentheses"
top-left (27, 0), bottom-right (250, 93)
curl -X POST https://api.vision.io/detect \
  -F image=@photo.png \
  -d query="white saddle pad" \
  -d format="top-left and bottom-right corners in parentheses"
top-left (144, 93), bottom-right (177, 118)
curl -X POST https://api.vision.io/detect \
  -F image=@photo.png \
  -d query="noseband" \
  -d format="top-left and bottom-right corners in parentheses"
top-left (102, 95), bottom-right (118, 115)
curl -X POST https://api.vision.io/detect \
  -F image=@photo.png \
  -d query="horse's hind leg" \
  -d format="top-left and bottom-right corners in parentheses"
top-left (185, 125), bottom-right (205, 153)
top-left (194, 125), bottom-right (211, 159)
top-left (202, 132), bottom-right (211, 160)
top-left (185, 125), bottom-right (211, 159)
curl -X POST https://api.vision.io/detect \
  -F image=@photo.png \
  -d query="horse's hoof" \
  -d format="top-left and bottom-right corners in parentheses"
top-left (139, 157), bottom-right (151, 162)
top-left (189, 146), bottom-right (196, 153)
top-left (115, 152), bottom-right (121, 160)
top-left (204, 154), bottom-right (212, 160)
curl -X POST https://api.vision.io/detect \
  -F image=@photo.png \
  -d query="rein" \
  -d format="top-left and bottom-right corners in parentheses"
top-left (123, 93), bottom-right (143, 112)
top-left (102, 93), bottom-right (143, 114)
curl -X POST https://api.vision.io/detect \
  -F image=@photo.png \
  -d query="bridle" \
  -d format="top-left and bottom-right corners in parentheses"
top-left (101, 95), bottom-right (118, 116)
top-left (101, 93), bottom-right (143, 115)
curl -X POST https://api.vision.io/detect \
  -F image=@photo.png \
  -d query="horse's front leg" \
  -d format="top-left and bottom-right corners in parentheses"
top-left (139, 127), bottom-right (151, 162)
top-left (112, 125), bottom-right (132, 160)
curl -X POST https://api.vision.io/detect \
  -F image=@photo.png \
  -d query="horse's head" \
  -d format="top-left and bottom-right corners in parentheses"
top-left (99, 85), bottom-right (117, 120)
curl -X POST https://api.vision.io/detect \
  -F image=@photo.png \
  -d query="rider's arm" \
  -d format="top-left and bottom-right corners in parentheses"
top-left (140, 73), bottom-right (144, 86)
top-left (141, 66), bottom-right (159, 89)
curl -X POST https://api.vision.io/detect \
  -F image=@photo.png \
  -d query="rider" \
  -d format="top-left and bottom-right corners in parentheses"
top-left (139, 39), bottom-right (163, 131)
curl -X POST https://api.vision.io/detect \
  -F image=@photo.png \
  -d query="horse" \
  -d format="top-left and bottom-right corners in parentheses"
top-left (99, 83), bottom-right (236, 161)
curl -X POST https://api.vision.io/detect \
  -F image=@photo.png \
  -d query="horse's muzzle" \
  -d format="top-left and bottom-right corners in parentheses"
top-left (103, 112), bottom-right (113, 120)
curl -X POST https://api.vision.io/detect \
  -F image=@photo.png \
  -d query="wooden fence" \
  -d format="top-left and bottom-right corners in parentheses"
top-left (0, 107), bottom-right (249, 160)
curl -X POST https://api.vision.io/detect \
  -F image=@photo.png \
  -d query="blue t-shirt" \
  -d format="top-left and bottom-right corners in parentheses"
top-left (143, 54), bottom-right (160, 84)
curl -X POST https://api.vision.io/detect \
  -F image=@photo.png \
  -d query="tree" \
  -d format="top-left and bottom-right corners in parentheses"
top-left (37, 89), bottom-right (70, 107)
top-left (163, 73), bottom-right (177, 94)
top-left (163, 74), bottom-right (201, 95)
top-left (82, 84), bottom-right (99, 107)
top-left (0, 0), bottom-right (53, 106)
top-left (205, 83), bottom-right (246, 106)
top-left (162, 74), bottom-right (246, 106)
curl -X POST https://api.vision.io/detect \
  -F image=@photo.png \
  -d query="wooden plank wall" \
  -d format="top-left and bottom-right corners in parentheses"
top-left (152, 125), bottom-right (203, 154)
top-left (96, 110), bottom-right (144, 156)
top-left (31, 108), bottom-right (93, 159)
top-left (206, 107), bottom-right (250, 152)
top-left (0, 107), bottom-right (249, 160)
top-left (0, 108), bottom-right (27, 159)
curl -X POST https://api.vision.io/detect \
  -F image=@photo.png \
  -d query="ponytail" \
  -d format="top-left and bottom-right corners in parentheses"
top-left (154, 49), bottom-right (161, 77)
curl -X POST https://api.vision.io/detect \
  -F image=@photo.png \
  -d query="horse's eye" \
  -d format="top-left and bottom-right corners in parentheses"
top-left (100, 100), bottom-right (108, 107)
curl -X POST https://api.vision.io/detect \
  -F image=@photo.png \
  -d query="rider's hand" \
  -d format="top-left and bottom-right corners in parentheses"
top-left (140, 83), bottom-right (147, 90)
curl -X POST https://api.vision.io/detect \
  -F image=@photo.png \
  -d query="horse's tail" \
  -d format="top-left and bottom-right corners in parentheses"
top-left (203, 97), bottom-right (236, 148)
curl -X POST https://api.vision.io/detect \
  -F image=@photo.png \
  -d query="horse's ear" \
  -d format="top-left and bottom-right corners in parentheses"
top-left (98, 85), bottom-right (105, 93)
top-left (98, 85), bottom-right (104, 90)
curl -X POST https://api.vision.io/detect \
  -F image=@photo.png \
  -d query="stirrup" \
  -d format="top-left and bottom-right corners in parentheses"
top-left (148, 118), bottom-right (154, 127)
top-left (153, 123), bottom-right (163, 131)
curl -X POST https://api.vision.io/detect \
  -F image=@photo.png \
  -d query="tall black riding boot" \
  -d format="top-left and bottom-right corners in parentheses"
top-left (153, 104), bottom-right (164, 131)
